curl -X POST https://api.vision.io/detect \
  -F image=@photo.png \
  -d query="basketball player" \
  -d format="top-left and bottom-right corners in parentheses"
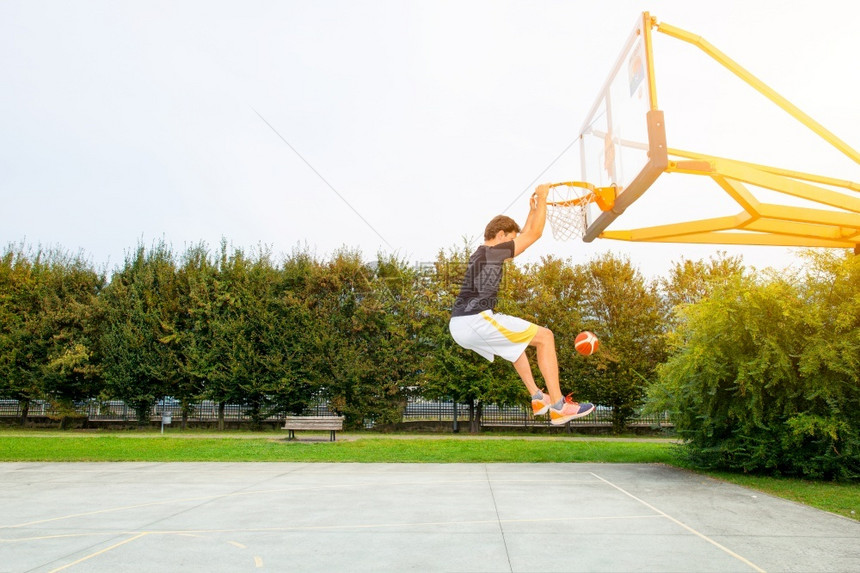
top-left (449, 184), bottom-right (595, 425)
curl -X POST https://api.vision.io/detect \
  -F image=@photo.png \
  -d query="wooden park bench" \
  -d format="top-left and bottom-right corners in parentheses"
top-left (282, 416), bottom-right (345, 442)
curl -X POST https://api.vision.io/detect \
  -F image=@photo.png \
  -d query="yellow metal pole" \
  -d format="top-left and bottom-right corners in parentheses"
top-left (655, 21), bottom-right (860, 166)
top-left (608, 213), bottom-right (754, 242)
top-left (668, 147), bottom-right (860, 193)
top-left (713, 159), bottom-right (860, 213)
top-left (744, 219), bottom-right (858, 242)
top-left (612, 232), bottom-right (856, 248)
top-left (755, 203), bottom-right (860, 229)
top-left (642, 12), bottom-right (659, 111)
top-left (709, 175), bottom-right (761, 215)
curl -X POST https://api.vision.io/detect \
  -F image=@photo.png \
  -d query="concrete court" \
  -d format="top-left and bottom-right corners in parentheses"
top-left (0, 462), bottom-right (857, 573)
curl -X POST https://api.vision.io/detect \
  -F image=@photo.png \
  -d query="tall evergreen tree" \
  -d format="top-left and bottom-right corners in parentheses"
top-left (99, 243), bottom-right (179, 425)
top-left (303, 250), bottom-right (419, 428)
top-left (220, 246), bottom-right (312, 429)
top-left (0, 246), bottom-right (46, 424)
top-left (37, 251), bottom-right (104, 422)
top-left (0, 245), bottom-right (102, 425)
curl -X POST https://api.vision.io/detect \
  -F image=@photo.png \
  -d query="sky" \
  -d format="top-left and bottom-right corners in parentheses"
top-left (2, 0), bottom-right (858, 279)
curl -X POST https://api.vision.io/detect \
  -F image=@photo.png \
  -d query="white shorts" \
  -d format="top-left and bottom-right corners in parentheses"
top-left (449, 310), bottom-right (539, 362)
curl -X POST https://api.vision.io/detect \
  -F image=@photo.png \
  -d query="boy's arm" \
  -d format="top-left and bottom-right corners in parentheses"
top-left (513, 184), bottom-right (549, 256)
top-left (519, 194), bottom-right (539, 235)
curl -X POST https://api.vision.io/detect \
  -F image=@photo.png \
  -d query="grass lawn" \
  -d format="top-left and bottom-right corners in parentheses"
top-left (0, 433), bottom-right (679, 463)
top-left (0, 430), bottom-right (856, 521)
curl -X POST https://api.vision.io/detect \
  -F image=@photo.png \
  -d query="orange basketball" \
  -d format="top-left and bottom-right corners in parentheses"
top-left (574, 331), bottom-right (599, 356)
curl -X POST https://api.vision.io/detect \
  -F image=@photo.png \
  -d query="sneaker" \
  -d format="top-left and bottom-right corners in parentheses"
top-left (531, 391), bottom-right (552, 416)
top-left (550, 395), bottom-right (595, 425)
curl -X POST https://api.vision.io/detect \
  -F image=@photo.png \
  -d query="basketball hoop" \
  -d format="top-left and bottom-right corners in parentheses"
top-left (545, 182), bottom-right (616, 241)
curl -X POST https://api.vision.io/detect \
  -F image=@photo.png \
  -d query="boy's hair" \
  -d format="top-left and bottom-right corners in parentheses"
top-left (484, 215), bottom-right (521, 240)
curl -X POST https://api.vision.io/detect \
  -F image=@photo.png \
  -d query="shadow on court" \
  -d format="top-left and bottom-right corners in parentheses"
top-left (1, 462), bottom-right (857, 572)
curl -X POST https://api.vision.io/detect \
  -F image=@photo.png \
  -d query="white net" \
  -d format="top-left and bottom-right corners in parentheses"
top-left (545, 183), bottom-right (592, 241)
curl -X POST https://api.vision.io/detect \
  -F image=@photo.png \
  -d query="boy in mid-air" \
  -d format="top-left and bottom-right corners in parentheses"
top-left (448, 184), bottom-right (595, 425)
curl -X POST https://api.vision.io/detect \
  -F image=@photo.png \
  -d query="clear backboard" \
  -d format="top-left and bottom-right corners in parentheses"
top-left (579, 12), bottom-right (667, 242)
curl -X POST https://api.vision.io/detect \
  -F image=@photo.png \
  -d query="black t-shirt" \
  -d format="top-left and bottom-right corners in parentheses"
top-left (451, 240), bottom-right (515, 317)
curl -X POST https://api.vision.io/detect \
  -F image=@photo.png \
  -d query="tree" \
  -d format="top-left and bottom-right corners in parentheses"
top-left (182, 241), bottom-right (243, 428)
top-left (172, 243), bottom-right (219, 428)
top-left (99, 243), bottom-right (179, 425)
top-left (660, 252), bottom-right (745, 310)
top-left (36, 251), bottom-right (104, 424)
top-left (790, 250), bottom-right (859, 478)
top-left (0, 245), bottom-right (46, 424)
top-left (649, 250), bottom-right (860, 479)
top-left (0, 245), bottom-right (103, 426)
top-left (232, 247), bottom-right (313, 429)
top-left (303, 250), bottom-right (420, 429)
top-left (179, 242), bottom-right (318, 430)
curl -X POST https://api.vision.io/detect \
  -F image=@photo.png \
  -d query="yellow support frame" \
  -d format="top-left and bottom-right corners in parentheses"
top-left (596, 15), bottom-right (860, 250)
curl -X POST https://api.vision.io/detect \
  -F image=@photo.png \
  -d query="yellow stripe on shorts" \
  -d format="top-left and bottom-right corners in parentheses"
top-left (481, 313), bottom-right (539, 344)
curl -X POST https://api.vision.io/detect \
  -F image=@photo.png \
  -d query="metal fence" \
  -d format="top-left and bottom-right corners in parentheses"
top-left (402, 399), bottom-right (671, 428)
top-left (0, 398), bottom-right (670, 428)
top-left (0, 399), bottom-right (299, 423)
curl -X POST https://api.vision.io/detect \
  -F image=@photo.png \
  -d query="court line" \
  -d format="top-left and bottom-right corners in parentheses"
top-left (485, 466), bottom-right (513, 573)
top-left (47, 532), bottom-right (149, 573)
top-left (590, 472), bottom-right (766, 573)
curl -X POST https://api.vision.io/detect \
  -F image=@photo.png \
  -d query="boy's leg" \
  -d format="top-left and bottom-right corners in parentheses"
top-left (511, 353), bottom-right (539, 396)
top-left (512, 352), bottom-right (552, 416)
top-left (528, 327), bottom-right (562, 404)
